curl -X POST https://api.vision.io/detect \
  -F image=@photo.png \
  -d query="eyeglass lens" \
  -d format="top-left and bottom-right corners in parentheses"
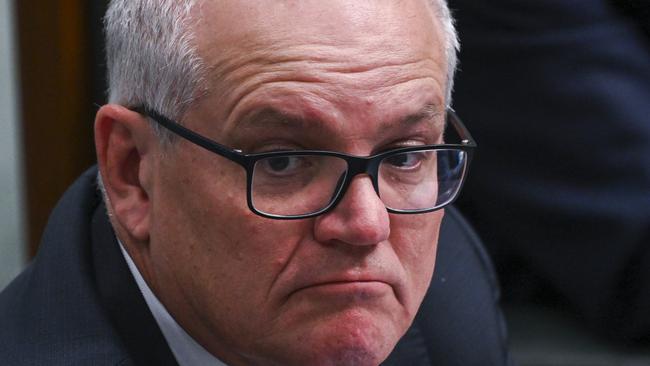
top-left (250, 149), bottom-right (467, 217)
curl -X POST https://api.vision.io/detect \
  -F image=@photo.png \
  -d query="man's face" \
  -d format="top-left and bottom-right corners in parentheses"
top-left (145, 1), bottom-right (447, 365)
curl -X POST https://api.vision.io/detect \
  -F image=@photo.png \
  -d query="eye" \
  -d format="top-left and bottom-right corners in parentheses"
top-left (267, 157), bottom-right (292, 172)
top-left (257, 156), bottom-right (308, 177)
top-left (383, 151), bottom-right (424, 170)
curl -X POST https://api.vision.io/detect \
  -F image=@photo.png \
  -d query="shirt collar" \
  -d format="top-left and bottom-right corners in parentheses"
top-left (119, 241), bottom-right (229, 366)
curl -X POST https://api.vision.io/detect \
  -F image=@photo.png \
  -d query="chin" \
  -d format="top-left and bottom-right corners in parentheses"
top-left (272, 310), bottom-right (404, 366)
top-left (314, 335), bottom-right (393, 366)
top-left (313, 346), bottom-right (385, 366)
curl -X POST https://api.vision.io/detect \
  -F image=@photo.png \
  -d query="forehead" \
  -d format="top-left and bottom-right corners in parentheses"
top-left (188, 0), bottom-right (446, 137)
top-left (195, 0), bottom-right (440, 52)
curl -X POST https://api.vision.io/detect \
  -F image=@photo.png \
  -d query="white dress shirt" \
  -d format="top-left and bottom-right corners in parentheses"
top-left (119, 242), bottom-right (228, 366)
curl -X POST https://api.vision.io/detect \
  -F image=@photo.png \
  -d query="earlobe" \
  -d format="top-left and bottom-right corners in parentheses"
top-left (95, 105), bottom-right (155, 242)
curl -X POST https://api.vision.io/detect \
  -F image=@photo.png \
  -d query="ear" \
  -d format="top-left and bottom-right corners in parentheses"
top-left (95, 104), bottom-right (156, 242)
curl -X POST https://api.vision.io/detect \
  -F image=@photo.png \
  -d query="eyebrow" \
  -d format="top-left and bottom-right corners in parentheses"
top-left (236, 108), bottom-right (318, 132)
top-left (384, 103), bottom-right (445, 130)
top-left (235, 102), bottom-right (445, 134)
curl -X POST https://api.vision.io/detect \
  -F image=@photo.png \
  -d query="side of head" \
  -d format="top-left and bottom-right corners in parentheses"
top-left (95, 1), bottom-right (459, 365)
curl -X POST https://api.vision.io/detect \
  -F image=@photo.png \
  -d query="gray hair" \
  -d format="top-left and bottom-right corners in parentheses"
top-left (104, 0), bottom-right (459, 139)
top-left (105, 0), bottom-right (207, 140)
top-left (430, 0), bottom-right (460, 106)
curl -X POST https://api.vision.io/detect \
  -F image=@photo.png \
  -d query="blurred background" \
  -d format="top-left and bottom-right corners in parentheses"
top-left (447, 0), bottom-right (650, 364)
top-left (0, 0), bottom-right (108, 290)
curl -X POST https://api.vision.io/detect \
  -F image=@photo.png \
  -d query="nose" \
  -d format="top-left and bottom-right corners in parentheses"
top-left (313, 175), bottom-right (390, 246)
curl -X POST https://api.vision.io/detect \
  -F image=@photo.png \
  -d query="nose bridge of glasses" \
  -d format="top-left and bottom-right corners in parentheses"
top-left (345, 155), bottom-right (381, 194)
top-left (310, 155), bottom-right (379, 218)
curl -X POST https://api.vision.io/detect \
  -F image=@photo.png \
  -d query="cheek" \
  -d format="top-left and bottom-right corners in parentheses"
top-left (390, 211), bottom-right (442, 301)
top-left (150, 151), bottom-right (311, 340)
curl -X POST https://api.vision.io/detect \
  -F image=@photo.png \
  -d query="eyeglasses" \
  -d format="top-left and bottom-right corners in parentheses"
top-left (133, 106), bottom-right (476, 219)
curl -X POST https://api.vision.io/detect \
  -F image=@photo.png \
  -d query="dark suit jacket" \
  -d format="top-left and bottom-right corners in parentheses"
top-left (0, 167), bottom-right (511, 365)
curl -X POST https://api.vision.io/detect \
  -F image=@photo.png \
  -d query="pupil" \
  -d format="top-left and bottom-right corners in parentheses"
top-left (268, 157), bottom-right (290, 171)
top-left (387, 154), bottom-right (408, 166)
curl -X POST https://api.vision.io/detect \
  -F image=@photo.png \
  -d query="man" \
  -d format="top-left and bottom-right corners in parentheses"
top-left (0, 1), bottom-right (510, 365)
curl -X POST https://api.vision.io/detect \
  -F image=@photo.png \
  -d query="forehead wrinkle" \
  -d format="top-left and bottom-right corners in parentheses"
top-left (208, 39), bottom-right (442, 81)
top-left (202, 44), bottom-right (338, 119)
top-left (201, 20), bottom-right (444, 88)
top-left (212, 57), bottom-right (445, 126)
top-left (218, 69), bottom-right (445, 146)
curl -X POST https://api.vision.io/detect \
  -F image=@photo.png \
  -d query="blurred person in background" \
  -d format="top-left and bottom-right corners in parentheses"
top-left (449, 0), bottom-right (650, 341)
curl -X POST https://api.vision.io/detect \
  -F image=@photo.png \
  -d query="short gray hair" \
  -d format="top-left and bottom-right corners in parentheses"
top-left (104, 0), bottom-right (459, 137)
top-left (105, 0), bottom-right (206, 139)
top-left (430, 0), bottom-right (460, 106)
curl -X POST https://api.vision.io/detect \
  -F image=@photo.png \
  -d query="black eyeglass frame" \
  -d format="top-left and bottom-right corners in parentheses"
top-left (133, 106), bottom-right (476, 219)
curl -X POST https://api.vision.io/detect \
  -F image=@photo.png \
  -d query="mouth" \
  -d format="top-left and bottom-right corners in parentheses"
top-left (290, 280), bottom-right (394, 300)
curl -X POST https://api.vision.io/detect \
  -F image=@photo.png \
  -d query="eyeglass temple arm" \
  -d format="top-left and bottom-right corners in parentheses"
top-left (447, 110), bottom-right (477, 147)
top-left (132, 106), bottom-right (249, 166)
